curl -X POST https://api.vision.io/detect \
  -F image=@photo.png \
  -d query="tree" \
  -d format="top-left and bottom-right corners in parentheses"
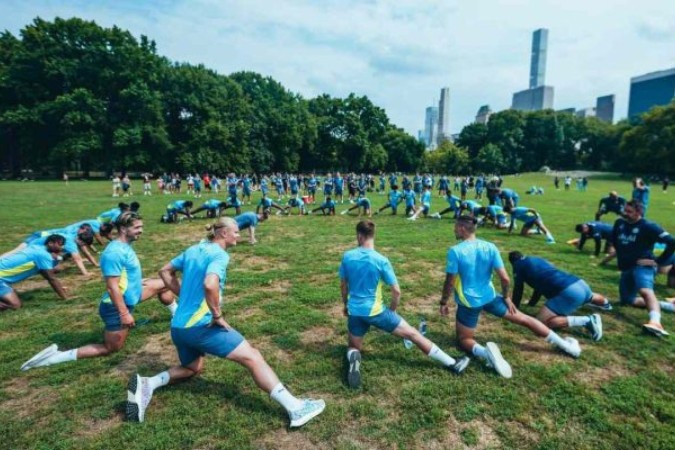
top-left (423, 141), bottom-right (469, 174)
top-left (619, 101), bottom-right (675, 174)
top-left (475, 143), bottom-right (505, 173)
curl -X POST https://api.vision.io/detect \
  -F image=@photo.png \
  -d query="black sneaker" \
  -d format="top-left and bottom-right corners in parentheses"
top-left (347, 351), bottom-right (361, 389)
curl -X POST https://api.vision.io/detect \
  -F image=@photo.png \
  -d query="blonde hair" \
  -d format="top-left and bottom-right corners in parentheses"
top-left (205, 217), bottom-right (236, 240)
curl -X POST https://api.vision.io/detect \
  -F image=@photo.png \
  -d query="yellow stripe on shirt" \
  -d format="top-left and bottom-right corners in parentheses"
top-left (0, 261), bottom-right (36, 279)
top-left (454, 276), bottom-right (472, 307)
top-left (369, 281), bottom-right (385, 316)
top-left (185, 299), bottom-right (210, 328)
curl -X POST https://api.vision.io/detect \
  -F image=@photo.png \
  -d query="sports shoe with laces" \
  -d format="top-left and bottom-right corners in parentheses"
top-left (563, 337), bottom-right (581, 358)
top-left (450, 356), bottom-right (471, 375)
top-left (21, 344), bottom-right (58, 371)
top-left (289, 399), bottom-right (326, 427)
top-left (347, 350), bottom-right (361, 388)
top-left (588, 299), bottom-right (613, 311)
top-left (485, 342), bottom-right (512, 378)
top-left (585, 314), bottom-right (603, 341)
top-left (126, 374), bottom-right (154, 422)
top-left (643, 321), bottom-right (669, 337)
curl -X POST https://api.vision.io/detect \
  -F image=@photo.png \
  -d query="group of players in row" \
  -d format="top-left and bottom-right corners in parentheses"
top-left (1, 174), bottom-right (673, 429)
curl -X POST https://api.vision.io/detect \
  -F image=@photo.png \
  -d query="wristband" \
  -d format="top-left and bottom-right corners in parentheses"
top-left (212, 314), bottom-right (222, 320)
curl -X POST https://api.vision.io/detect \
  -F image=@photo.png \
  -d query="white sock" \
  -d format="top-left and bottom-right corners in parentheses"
top-left (472, 343), bottom-right (488, 360)
top-left (659, 301), bottom-right (675, 313)
top-left (545, 331), bottom-right (567, 350)
top-left (567, 316), bottom-right (591, 327)
top-left (148, 371), bottom-right (170, 391)
top-left (270, 383), bottom-right (304, 412)
top-left (427, 344), bottom-right (456, 366)
top-left (39, 349), bottom-right (78, 367)
top-left (165, 301), bottom-right (178, 316)
top-left (649, 310), bottom-right (661, 323)
top-left (546, 232), bottom-right (554, 240)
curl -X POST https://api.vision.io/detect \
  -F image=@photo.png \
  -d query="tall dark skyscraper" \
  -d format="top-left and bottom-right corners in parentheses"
top-left (424, 106), bottom-right (439, 149)
top-left (512, 29), bottom-right (554, 111)
top-left (595, 95), bottom-right (615, 123)
top-left (529, 28), bottom-right (548, 89)
top-left (628, 68), bottom-right (675, 119)
top-left (437, 88), bottom-right (451, 144)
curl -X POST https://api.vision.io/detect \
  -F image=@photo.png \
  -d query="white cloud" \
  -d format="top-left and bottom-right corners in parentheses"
top-left (1, 0), bottom-right (674, 135)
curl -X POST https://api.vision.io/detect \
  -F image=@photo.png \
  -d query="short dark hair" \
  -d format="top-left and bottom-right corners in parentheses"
top-left (77, 227), bottom-right (95, 245)
top-left (626, 199), bottom-right (644, 215)
top-left (575, 224), bottom-right (584, 233)
top-left (45, 234), bottom-right (65, 246)
top-left (508, 251), bottom-right (524, 265)
top-left (456, 215), bottom-right (477, 231)
top-left (184, 201), bottom-right (193, 208)
top-left (100, 223), bottom-right (114, 236)
top-left (356, 220), bottom-right (375, 239)
top-left (118, 202), bottom-right (130, 210)
top-left (130, 201), bottom-right (141, 212)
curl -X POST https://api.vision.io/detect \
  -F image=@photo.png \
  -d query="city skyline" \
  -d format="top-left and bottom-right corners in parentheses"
top-left (1, 1), bottom-right (673, 136)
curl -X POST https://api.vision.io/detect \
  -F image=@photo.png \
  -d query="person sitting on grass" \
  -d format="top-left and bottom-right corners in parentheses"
top-left (282, 195), bottom-right (306, 216)
top-left (408, 185), bottom-right (432, 221)
top-left (430, 193), bottom-right (462, 220)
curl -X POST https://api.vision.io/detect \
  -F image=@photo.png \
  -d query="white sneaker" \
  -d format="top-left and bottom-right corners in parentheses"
top-left (340, 210), bottom-right (348, 215)
top-left (485, 342), bottom-right (512, 378)
top-left (126, 374), bottom-right (154, 423)
top-left (563, 337), bottom-right (582, 358)
top-left (289, 399), bottom-right (326, 427)
top-left (21, 344), bottom-right (58, 371)
top-left (431, 213), bottom-right (441, 219)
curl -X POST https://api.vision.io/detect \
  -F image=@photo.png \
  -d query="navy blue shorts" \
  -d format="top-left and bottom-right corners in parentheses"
top-left (99, 301), bottom-right (135, 332)
top-left (619, 266), bottom-right (656, 305)
top-left (348, 308), bottom-right (402, 337)
top-left (545, 280), bottom-right (592, 315)
top-left (171, 326), bottom-right (245, 366)
top-left (456, 296), bottom-right (508, 329)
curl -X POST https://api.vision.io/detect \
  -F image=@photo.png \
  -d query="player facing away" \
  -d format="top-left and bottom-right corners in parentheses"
top-left (440, 216), bottom-right (582, 379)
top-left (608, 200), bottom-right (675, 337)
top-left (340, 220), bottom-right (470, 388)
top-left (506, 206), bottom-right (555, 244)
top-left (0, 235), bottom-right (68, 311)
top-left (125, 217), bottom-right (325, 426)
top-left (509, 252), bottom-right (608, 341)
top-left (21, 212), bottom-right (177, 371)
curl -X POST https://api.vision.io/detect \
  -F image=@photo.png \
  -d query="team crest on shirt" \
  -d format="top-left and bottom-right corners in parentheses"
top-left (632, 228), bottom-right (639, 234)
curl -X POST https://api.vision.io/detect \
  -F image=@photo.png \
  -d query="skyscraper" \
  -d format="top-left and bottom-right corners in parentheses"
top-left (628, 68), bottom-right (675, 119)
top-left (437, 87), bottom-right (451, 144)
top-left (512, 29), bottom-right (555, 111)
top-left (424, 106), bottom-right (439, 150)
top-left (475, 105), bottom-right (492, 125)
top-left (595, 95), bottom-right (615, 123)
top-left (529, 28), bottom-right (548, 89)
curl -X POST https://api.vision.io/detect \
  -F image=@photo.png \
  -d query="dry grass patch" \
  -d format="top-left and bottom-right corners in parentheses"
top-left (233, 256), bottom-right (289, 273)
top-left (113, 333), bottom-right (178, 376)
top-left (424, 416), bottom-right (502, 450)
top-left (255, 337), bottom-right (294, 364)
top-left (258, 279), bottom-right (291, 295)
top-left (254, 428), bottom-right (329, 450)
top-left (74, 414), bottom-right (123, 439)
top-left (300, 326), bottom-right (336, 346)
top-left (1, 377), bottom-right (60, 419)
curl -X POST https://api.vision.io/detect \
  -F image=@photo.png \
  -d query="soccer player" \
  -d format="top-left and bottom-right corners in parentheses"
top-left (97, 202), bottom-right (138, 225)
top-left (307, 174), bottom-right (318, 203)
top-left (241, 174), bottom-right (253, 205)
top-left (256, 193), bottom-right (285, 215)
top-left (632, 178), bottom-right (650, 217)
top-left (283, 196), bottom-right (306, 216)
top-left (323, 173), bottom-right (334, 200)
top-left (124, 217), bottom-right (325, 426)
top-left (476, 205), bottom-right (508, 229)
top-left (509, 251), bottom-right (608, 341)
top-left (341, 194), bottom-right (372, 217)
top-left (334, 172), bottom-right (345, 204)
top-left (374, 185), bottom-right (402, 215)
top-left (65, 220), bottom-right (114, 246)
top-left (430, 193), bottom-right (462, 220)
top-left (506, 206), bottom-right (555, 244)
top-left (606, 200), bottom-right (675, 336)
top-left (569, 222), bottom-right (614, 257)
top-left (459, 200), bottom-right (482, 217)
top-left (21, 212), bottom-right (177, 371)
top-left (439, 216), bottom-right (582, 379)
top-left (191, 199), bottom-right (228, 218)
top-left (0, 235), bottom-right (68, 311)
top-left (402, 186), bottom-right (416, 216)
top-left (498, 188), bottom-right (519, 210)
top-left (408, 185), bottom-right (431, 221)
top-left (165, 200), bottom-right (193, 223)
top-left (595, 191), bottom-right (626, 221)
top-left (234, 211), bottom-right (268, 244)
top-left (341, 220), bottom-right (469, 388)
top-left (310, 196), bottom-right (336, 215)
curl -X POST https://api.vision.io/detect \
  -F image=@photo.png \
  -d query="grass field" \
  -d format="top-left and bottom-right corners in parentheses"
top-left (0, 174), bottom-right (673, 450)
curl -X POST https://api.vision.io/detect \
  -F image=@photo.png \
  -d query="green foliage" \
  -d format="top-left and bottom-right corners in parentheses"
top-left (619, 101), bottom-right (675, 175)
top-left (423, 140), bottom-right (469, 174)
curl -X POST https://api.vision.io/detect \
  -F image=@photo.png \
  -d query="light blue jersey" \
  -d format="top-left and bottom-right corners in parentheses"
top-left (32, 232), bottom-right (79, 255)
top-left (97, 207), bottom-right (123, 224)
top-left (0, 246), bottom-right (56, 284)
top-left (421, 190), bottom-right (431, 207)
top-left (100, 240), bottom-right (143, 306)
top-left (167, 200), bottom-right (187, 211)
top-left (446, 239), bottom-right (504, 308)
top-left (203, 199), bottom-right (222, 210)
top-left (235, 212), bottom-right (258, 230)
top-left (171, 242), bottom-right (229, 329)
top-left (65, 219), bottom-right (101, 234)
top-left (339, 247), bottom-right (398, 317)
top-left (403, 189), bottom-right (416, 207)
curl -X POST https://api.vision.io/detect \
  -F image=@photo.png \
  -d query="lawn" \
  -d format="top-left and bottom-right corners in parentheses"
top-left (0, 173), bottom-right (673, 450)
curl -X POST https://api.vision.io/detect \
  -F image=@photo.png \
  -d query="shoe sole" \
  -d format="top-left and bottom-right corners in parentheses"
top-left (451, 356), bottom-right (470, 375)
top-left (565, 338), bottom-right (582, 358)
top-left (290, 401), bottom-right (326, 428)
top-left (643, 324), bottom-right (669, 337)
top-left (21, 344), bottom-right (58, 371)
top-left (486, 342), bottom-right (512, 379)
top-left (347, 352), bottom-right (361, 388)
top-left (126, 374), bottom-right (142, 422)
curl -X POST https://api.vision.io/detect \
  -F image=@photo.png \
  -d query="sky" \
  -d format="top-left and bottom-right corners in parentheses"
top-left (1, 0), bottom-right (674, 136)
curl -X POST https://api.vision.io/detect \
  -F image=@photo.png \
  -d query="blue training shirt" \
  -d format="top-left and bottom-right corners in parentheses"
top-left (339, 247), bottom-right (397, 317)
top-left (65, 219), bottom-right (101, 234)
top-left (235, 212), bottom-right (258, 230)
top-left (0, 246), bottom-right (57, 284)
top-left (512, 256), bottom-right (578, 299)
top-left (611, 218), bottom-right (675, 271)
top-left (446, 239), bottom-right (503, 308)
top-left (171, 242), bottom-right (229, 329)
top-left (100, 240), bottom-right (143, 306)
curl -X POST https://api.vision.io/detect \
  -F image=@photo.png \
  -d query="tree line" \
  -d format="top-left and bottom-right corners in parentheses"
top-left (1, 17), bottom-right (673, 177)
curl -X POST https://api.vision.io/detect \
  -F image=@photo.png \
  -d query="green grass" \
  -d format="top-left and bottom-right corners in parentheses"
top-left (0, 174), bottom-right (673, 450)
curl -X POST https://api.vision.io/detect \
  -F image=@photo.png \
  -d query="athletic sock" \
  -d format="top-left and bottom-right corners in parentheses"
top-left (147, 371), bottom-right (170, 391)
top-left (648, 310), bottom-right (662, 323)
top-left (567, 316), bottom-right (591, 327)
top-left (38, 349), bottom-right (78, 367)
top-left (165, 302), bottom-right (178, 316)
top-left (427, 344), bottom-right (456, 366)
top-left (472, 343), bottom-right (488, 360)
top-left (270, 383), bottom-right (304, 412)
top-left (659, 301), bottom-right (675, 313)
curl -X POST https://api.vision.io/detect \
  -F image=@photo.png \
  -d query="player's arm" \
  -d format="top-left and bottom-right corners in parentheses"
top-left (389, 283), bottom-right (401, 312)
top-left (654, 232), bottom-right (675, 267)
top-left (578, 233), bottom-right (587, 251)
top-left (70, 253), bottom-right (91, 276)
top-left (340, 278), bottom-right (349, 316)
top-left (440, 273), bottom-right (455, 316)
top-left (495, 267), bottom-right (516, 314)
top-left (204, 273), bottom-right (230, 329)
top-left (39, 269), bottom-right (68, 299)
top-left (79, 245), bottom-right (99, 268)
top-left (593, 234), bottom-right (602, 257)
top-left (159, 262), bottom-right (181, 296)
top-left (106, 276), bottom-right (134, 327)
top-left (527, 290), bottom-right (542, 307)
